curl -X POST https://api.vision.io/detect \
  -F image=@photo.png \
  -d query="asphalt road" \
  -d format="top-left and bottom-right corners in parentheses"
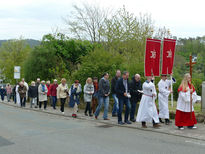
top-left (0, 103), bottom-right (205, 154)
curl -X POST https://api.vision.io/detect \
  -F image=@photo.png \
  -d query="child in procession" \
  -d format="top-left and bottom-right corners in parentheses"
top-left (157, 74), bottom-right (175, 125)
top-left (136, 76), bottom-right (160, 128)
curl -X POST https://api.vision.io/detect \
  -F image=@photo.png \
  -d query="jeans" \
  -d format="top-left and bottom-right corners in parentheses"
top-left (118, 97), bottom-right (131, 122)
top-left (94, 96), bottom-right (109, 119)
top-left (39, 101), bottom-right (47, 109)
top-left (85, 102), bottom-right (92, 114)
top-left (20, 97), bottom-right (26, 107)
top-left (60, 98), bottom-right (66, 112)
top-left (112, 94), bottom-right (119, 115)
top-left (7, 94), bottom-right (11, 102)
top-left (52, 96), bottom-right (57, 109)
top-left (1, 95), bottom-right (4, 101)
top-left (130, 101), bottom-right (138, 120)
top-left (49, 96), bottom-right (53, 106)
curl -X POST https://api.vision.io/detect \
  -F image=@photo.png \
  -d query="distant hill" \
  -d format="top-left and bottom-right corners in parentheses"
top-left (0, 39), bottom-right (41, 48)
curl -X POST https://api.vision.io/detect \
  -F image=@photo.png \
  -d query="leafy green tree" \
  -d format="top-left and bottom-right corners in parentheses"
top-left (24, 46), bottom-right (69, 82)
top-left (24, 33), bottom-right (94, 82)
top-left (0, 39), bottom-right (31, 84)
top-left (72, 48), bottom-right (124, 84)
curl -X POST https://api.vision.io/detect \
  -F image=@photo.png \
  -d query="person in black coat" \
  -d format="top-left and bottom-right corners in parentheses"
top-left (28, 81), bottom-right (38, 108)
top-left (111, 70), bottom-right (121, 117)
top-left (129, 74), bottom-right (142, 122)
top-left (116, 71), bottom-right (131, 125)
top-left (0, 86), bottom-right (6, 102)
top-left (12, 85), bottom-right (17, 104)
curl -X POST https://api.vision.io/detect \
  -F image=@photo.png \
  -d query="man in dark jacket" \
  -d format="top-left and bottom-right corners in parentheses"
top-left (116, 71), bottom-right (131, 125)
top-left (129, 74), bottom-right (142, 122)
top-left (111, 70), bottom-right (121, 117)
top-left (94, 73), bottom-right (110, 120)
top-left (18, 82), bottom-right (27, 107)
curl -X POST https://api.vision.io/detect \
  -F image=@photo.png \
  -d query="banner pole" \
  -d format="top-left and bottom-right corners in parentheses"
top-left (171, 75), bottom-right (173, 107)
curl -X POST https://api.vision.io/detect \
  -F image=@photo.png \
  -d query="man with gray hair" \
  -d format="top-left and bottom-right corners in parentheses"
top-left (22, 78), bottom-right (29, 102)
top-left (116, 71), bottom-right (131, 125)
top-left (111, 70), bottom-right (121, 117)
top-left (129, 74), bottom-right (142, 122)
top-left (18, 81), bottom-right (27, 107)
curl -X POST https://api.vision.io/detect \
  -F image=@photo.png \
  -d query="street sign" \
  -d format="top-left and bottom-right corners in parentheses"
top-left (14, 66), bottom-right (21, 79)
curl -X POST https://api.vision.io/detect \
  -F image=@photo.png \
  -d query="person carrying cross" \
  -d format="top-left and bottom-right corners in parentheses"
top-left (175, 73), bottom-right (198, 130)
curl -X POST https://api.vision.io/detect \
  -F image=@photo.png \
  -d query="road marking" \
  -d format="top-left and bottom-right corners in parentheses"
top-left (185, 140), bottom-right (205, 146)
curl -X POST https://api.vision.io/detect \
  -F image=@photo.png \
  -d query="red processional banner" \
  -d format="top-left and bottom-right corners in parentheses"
top-left (145, 38), bottom-right (161, 77)
top-left (162, 38), bottom-right (176, 75)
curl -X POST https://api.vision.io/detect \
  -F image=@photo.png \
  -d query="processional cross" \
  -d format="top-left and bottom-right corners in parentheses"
top-left (186, 55), bottom-right (196, 119)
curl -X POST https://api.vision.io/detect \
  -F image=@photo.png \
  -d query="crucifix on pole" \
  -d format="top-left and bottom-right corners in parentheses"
top-left (185, 55), bottom-right (196, 119)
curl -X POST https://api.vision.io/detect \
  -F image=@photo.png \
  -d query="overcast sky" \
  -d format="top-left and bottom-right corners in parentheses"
top-left (0, 0), bottom-right (204, 40)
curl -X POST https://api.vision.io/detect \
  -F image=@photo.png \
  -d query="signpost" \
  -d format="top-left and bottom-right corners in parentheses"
top-left (14, 66), bottom-right (21, 80)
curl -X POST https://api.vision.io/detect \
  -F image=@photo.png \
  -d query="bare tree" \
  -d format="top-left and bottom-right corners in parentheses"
top-left (63, 3), bottom-right (110, 43)
top-left (154, 26), bottom-right (172, 39)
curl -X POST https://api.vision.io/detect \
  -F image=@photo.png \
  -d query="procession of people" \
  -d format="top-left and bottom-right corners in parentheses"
top-left (0, 69), bottom-right (201, 130)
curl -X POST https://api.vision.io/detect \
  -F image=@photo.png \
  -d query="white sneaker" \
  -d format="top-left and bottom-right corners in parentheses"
top-left (192, 126), bottom-right (197, 129)
top-left (179, 127), bottom-right (184, 130)
top-left (62, 112), bottom-right (64, 114)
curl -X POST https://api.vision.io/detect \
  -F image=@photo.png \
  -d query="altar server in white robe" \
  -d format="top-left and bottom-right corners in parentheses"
top-left (136, 76), bottom-right (160, 128)
top-left (158, 74), bottom-right (175, 125)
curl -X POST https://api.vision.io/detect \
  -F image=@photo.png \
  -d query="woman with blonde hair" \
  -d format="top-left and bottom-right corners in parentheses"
top-left (175, 73), bottom-right (198, 130)
top-left (28, 81), bottom-right (38, 108)
top-left (57, 78), bottom-right (68, 114)
top-left (84, 78), bottom-right (94, 117)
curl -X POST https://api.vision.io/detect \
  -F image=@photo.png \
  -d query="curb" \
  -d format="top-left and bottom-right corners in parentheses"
top-left (1, 101), bottom-right (205, 142)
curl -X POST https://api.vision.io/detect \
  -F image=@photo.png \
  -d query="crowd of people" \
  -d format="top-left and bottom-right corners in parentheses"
top-left (0, 70), bottom-right (200, 130)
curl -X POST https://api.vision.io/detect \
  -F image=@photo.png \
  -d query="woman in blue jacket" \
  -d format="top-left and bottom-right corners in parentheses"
top-left (69, 80), bottom-right (82, 118)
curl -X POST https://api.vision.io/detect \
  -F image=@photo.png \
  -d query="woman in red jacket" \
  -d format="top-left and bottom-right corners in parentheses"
top-left (50, 79), bottom-right (58, 109)
top-left (46, 81), bottom-right (52, 107)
